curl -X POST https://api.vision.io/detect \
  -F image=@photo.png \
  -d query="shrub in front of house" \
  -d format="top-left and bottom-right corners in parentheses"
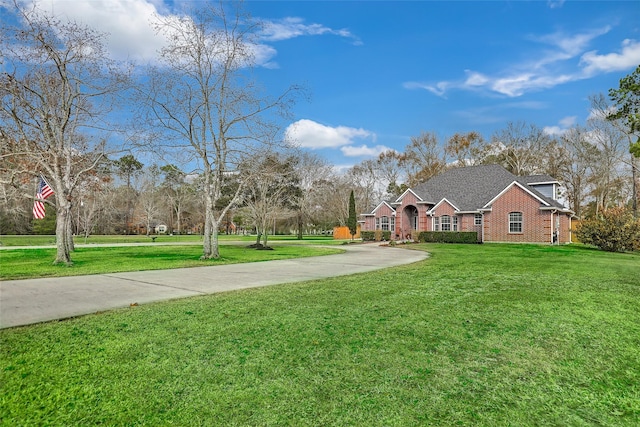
top-left (361, 231), bottom-right (376, 241)
top-left (418, 231), bottom-right (479, 244)
top-left (575, 207), bottom-right (640, 252)
top-left (374, 230), bottom-right (392, 241)
top-left (361, 231), bottom-right (391, 241)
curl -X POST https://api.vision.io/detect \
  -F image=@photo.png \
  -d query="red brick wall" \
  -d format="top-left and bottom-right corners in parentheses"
top-left (362, 216), bottom-right (375, 231)
top-left (365, 184), bottom-right (571, 244)
top-left (484, 184), bottom-right (550, 243)
top-left (431, 201), bottom-right (456, 231)
top-left (395, 192), bottom-right (421, 238)
top-left (361, 203), bottom-right (395, 231)
top-left (431, 201), bottom-right (456, 217)
top-left (460, 213), bottom-right (482, 234)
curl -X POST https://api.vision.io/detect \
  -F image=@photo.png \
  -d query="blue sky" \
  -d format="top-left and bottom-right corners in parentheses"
top-left (9, 1), bottom-right (640, 169)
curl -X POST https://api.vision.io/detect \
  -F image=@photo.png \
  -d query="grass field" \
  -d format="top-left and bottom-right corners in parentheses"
top-left (0, 234), bottom-right (338, 247)
top-left (0, 244), bottom-right (343, 280)
top-left (1, 243), bottom-right (639, 425)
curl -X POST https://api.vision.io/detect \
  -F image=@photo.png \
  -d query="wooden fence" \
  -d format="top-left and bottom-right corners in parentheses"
top-left (333, 226), bottom-right (361, 240)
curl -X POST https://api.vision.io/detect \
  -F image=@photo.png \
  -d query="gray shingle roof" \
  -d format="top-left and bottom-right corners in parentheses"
top-left (409, 164), bottom-right (566, 211)
top-left (518, 174), bottom-right (558, 185)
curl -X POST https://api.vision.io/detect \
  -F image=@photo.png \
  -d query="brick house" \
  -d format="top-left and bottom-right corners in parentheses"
top-left (360, 164), bottom-right (575, 244)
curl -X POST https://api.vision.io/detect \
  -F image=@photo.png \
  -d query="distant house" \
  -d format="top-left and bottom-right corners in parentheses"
top-left (360, 164), bottom-right (574, 244)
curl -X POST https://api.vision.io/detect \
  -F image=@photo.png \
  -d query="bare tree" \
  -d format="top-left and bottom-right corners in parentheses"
top-left (586, 95), bottom-right (630, 215)
top-left (0, 3), bottom-right (130, 263)
top-left (137, 168), bottom-right (162, 236)
top-left (445, 131), bottom-right (488, 167)
top-left (317, 174), bottom-right (357, 228)
top-left (375, 150), bottom-right (404, 197)
top-left (137, 2), bottom-right (299, 258)
top-left (159, 164), bottom-right (195, 235)
top-left (243, 153), bottom-right (297, 248)
top-left (291, 152), bottom-right (333, 239)
top-left (400, 131), bottom-right (446, 186)
top-left (558, 126), bottom-right (593, 217)
top-left (491, 121), bottom-right (551, 176)
top-left (347, 159), bottom-right (384, 214)
top-left (113, 154), bottom-right (143, 233)
top-left (0, 176), bottom-right (31, 234)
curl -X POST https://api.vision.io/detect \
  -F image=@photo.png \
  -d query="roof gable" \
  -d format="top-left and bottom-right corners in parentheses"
top-left (483, 181), bottom-right (551, 208)
top-left (372, 201), bottom-right (395, 214)
top-left (428, 198), bottom-right (460, 214)
top-left (362, 200), bottom-right (395, 216)
top-left (393, 188), bottom-right (423, 205)
top-left (412, 164), bottom-right (517, 211)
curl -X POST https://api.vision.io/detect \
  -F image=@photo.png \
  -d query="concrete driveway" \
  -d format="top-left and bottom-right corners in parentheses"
top-left (0, 244), bottom-right (428, 329)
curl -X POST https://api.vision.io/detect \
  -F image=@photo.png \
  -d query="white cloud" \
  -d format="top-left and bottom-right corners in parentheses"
top-left (543, 116), bottom-right (577, 136)
top-left (403, 81), bottom-right (450, 97)
top-left (260, 17), bottom-right (361, 45)
top-left (248, 44), bottom-right (279, 69)
top-left (19, 1), bottom-right (359, 67)
top-left (464, 70), bottom-right (490, 87)
top-left (405, 27), bottom-right (637, 98)
top-left (491, 73), bottom-right (574, 97)
top-left (580, 39), bottom-right (640, 75)
top-left (23, 0), bottom-right (170, 63)
top-left (534, 27), bottom-right (610, 60)
top-left (543, 126), bottom-right (565, 136)
top-left (547, 0), bottom-right (566, 9)
top-left (559, 116), bottom-right (577, 127)
top-left (285, 119), bottom-right (376, 150)
top-left (341, 144), bottom-right (391, 157)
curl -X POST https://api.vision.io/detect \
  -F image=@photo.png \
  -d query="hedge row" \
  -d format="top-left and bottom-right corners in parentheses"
top-left (361, 230), bottom-right (478, 243)
top-left (417, 231), bottom-right (479, 244)
top-left (361, 230), bottom-right (392, 241)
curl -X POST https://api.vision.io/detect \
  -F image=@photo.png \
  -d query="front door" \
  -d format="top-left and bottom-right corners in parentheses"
top-left (404, 205), bottom-right (418, 238)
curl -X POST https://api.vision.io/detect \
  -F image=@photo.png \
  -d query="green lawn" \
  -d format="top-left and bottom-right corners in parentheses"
top-left (0, 234), bottom-right (339, 246)
top-left (1, 244), bottom-right (639, 425)
top-left (0, 245), bottom-right (343, 280)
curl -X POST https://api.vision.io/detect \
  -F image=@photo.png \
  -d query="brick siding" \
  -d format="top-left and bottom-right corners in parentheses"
top-left (484, 184), bottom-right (550, 243)
top-left (363, 182), bottom-right (572, 244)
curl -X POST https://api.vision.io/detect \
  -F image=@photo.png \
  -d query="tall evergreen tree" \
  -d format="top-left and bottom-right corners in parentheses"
top-left (347, 190), bottom-right (357, 240)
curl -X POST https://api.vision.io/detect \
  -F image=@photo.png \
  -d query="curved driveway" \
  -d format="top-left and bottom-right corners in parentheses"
top-left (0, 244), bottom-right (428, 329)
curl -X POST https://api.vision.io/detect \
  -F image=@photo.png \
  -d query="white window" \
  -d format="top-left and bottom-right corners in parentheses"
top-left (474, 214), bottom-right (482, 226)
top-left (452, 216), bottom-right (458, 231)
top-left (375, 217), bottom-right (380, 230)
top-left (509, 212), bottom-right (523, 233)
top-left (441, 215), bottom-right (451, 231)
top-left (434, 217), bottom-right (440, 231)
top-left (381, 216), bottom-right (389, 231)
top-left (390, 216), bottom-right (395, 231)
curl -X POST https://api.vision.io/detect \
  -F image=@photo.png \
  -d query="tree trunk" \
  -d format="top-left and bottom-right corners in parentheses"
top-left (632, 154), bottom-right (639, 217)
top-left (65, 209), bottom-right (74, 252)
top-left (296, 211), bottom-right (303, 240)
top-left (262, 222), bottom-right (269, 247)
top-left (202, 200), bottom-right (214, 258)
top-left (54, 199), bottom-right (72, 265)
top-left (211, 220), bottom-right (220, 258)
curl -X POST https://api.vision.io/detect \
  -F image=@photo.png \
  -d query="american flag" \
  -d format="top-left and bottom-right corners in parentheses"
top-left (33, 176), bottom-right (54, 219)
